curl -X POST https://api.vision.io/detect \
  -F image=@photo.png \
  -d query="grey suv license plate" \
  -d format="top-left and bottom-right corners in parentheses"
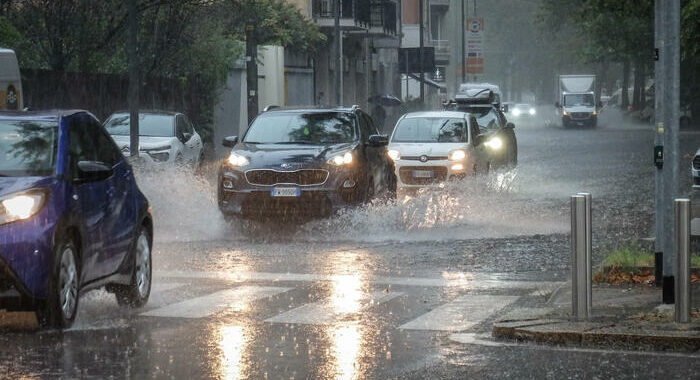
top-left (271, 187), bottom-right (301, 197)
top-left (413, 170), bottom-right (434, 178)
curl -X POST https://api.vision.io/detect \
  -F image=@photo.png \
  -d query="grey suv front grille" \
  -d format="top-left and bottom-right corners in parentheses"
top-left (245, 169), bottom-right (329, 186)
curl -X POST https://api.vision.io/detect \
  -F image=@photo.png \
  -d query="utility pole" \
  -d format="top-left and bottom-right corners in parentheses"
top-left (246, 22), bottom-right (258, 124)
top-left (419, 0), bottom-right (425, 104)
top-left (461, 0), bottom-right (466, 84)
top-left (334, 0), bottom-right (342, 105)
top-left (653, 0), bottom-right (664, 288)
top-left (127, 0), bottom-right (139, 158)
top-left (657, 0), bottom-right (681, 304)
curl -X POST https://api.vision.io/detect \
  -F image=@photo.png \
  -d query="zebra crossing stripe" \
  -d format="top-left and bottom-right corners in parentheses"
top-left (399, 295), bottom-right (519, 331)
top-left (264, 290), bottom-right (403, 325)
top-left (156, 270), bottom-right (563, 290)
top-left (141, 286), bottom-right (292, 319)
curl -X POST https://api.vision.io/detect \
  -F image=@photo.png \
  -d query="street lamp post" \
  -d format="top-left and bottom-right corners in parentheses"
top-left (334, 0), bottom-right (342, 105)
top-left (127, 0), bottom-right (139, 157)
top-left (655, 0), bottom-right (681, 304)
top-left (246, 22), bottom-right (258, 124)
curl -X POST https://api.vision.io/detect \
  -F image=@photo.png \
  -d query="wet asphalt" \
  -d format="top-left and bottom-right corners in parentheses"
top-left (2, 112), bottom-right (700, 379)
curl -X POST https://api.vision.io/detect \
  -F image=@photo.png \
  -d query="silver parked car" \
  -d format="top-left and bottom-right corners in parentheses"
top-left (104, 110), bottom-right (204, 166)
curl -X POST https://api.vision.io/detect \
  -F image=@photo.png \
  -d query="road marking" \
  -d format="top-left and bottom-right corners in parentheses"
top-left (449, 333), bottom-right (700, 359)
top-left (150, 282), bottom-right (185, 294)
top-left (400, 295), bottom-right (519, 331)
top-left (141, 285), bottom-right (292, 319)
top-left (156, 270), bottom-right (562, 290)
top-left (265, 290), bottom-right (403, 325)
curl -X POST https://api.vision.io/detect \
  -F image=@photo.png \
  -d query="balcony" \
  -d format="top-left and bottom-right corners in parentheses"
top-left (369, 0), bottom-right (397, 36)
top-left (429, 0), bottom-right (450, 10)
top-left (312, 0), bottom-right (371, 30)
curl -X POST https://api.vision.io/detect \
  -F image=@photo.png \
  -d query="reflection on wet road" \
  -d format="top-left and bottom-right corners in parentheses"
top-left (3, 125), bottom-right (700, 378)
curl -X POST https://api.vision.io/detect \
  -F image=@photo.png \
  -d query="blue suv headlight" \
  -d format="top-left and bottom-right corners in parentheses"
top-left (0, 189), bottom-right (49, 226)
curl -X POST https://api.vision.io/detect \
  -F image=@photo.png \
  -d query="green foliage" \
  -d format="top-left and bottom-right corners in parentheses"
top-left (0, 16), bottom-right (22, 47)
top-left (225, 0), bottom-right (326, 52)
top-left (601, 242), bottom-right (654, 272)
top-left (0, 0), bottom-right (324, 142)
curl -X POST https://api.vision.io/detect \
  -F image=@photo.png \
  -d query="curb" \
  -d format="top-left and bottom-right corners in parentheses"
top-left (492, 319), bottom-right (700, 352)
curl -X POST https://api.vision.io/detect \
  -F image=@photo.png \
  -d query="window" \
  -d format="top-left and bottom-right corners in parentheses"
top-left (69, 115), bottom-right (121, 178)
top-left (0, 119), bottom-right (57, 176)
top-left (358, 113), bottom-right (372, 142)
top-left (244, 112), bottom-right (356, 144)
top-left (183, 115), bottom-right (195, 134)
top-left (392, 117), bottom-right (467, 143)
top-left (477, 109), bottom-right (499, 131)
top-left (470, 116), bottom-right (480, 139)
top-left (104, 113), bottom-right (175, 137)
top-left (364, 113), bottom-right (380, 135)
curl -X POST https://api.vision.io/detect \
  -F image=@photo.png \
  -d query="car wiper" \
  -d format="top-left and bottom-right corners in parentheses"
top-left (273, 141), bottom-right (317, 145)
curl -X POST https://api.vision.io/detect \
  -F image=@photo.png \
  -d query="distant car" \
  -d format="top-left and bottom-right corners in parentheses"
top-left (387, 111), bottom-right (490, 188)
top-left (0, 110), bottom-right (153, 329)
top-left (104, 111), bottom-right (204, 166)
top-left (445, 90), bottom-right (517, 168)
top-left (510, 103), bottom-right (536, 118)
top-left (217, 106), bottom-right (396, 221)
top-left (0, 48), bottom-right (23, 111)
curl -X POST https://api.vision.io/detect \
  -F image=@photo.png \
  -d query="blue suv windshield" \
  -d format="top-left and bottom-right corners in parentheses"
top-left (244, 112), bottom-right (356, 144)
top-left (0, 120), bottom-right (58, 177)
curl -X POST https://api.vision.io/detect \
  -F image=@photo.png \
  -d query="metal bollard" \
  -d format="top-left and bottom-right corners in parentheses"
top-left (578, 192), bottom-right (593, 316)
top-left (675, 199), bottom-right (691, 323)
top-left (571, 194), bottom-right (590, 320)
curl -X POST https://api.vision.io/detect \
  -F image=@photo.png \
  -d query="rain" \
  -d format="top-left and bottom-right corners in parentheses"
top-left (1, 1), bottom-right (700, 379)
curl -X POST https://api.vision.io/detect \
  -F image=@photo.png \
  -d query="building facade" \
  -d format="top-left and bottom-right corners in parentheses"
top-left (286, 0), bottom-right (401, 132)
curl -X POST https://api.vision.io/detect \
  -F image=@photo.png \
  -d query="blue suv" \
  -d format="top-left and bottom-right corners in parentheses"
top-left (0, 110), bottom-right (153, 328)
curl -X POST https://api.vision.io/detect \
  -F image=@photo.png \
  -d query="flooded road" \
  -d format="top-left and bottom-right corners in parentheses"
top-left (3, 120), bottom-right (700, 378)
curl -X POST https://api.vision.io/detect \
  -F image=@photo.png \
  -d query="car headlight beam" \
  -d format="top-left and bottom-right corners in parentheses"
top-left (328, 152), bottom-right (353, 166)
top-left (529, 108), bottom-right (536, 115)
top-left (227, 152), bottom-right (250, 167)
top-left (387, 149), bottom-right (401, 162)
top-left (512, 109), bottom-right (521, 116)
top-left (449, 149), bottom-right (467, 161)
top-left (0, 190), bottom-right (48, 225)
top-left (485, 136), bottom-right (503, 150)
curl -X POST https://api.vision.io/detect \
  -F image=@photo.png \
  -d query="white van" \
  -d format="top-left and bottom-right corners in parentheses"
top-left (0, 48), bottom-right (22, 110)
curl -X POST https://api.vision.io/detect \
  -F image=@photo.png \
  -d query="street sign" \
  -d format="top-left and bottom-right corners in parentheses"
top-left (399, 47), bottom-right (436, 74)
top-left (466, 18), bottom-right (484, 74)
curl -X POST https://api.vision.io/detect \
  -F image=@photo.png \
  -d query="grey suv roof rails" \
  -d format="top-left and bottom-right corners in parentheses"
top-left (263, 105), bottom-right (280, 112)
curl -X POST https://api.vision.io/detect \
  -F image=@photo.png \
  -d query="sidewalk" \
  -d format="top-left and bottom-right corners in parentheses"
top-left (492, 284), bottom-right (700, 351)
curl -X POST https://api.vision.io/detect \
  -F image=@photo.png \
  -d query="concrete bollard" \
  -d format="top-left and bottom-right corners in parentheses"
top-left (674, 198), bottom-right (691, 323)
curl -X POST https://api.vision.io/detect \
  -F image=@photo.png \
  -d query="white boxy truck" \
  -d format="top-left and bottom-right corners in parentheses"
top-left (0, 48), bottom-right (23, 110)
top-left (555, 74), bottom-right (597, 128)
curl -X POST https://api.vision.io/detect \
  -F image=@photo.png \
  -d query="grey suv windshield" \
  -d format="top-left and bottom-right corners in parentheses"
top-left (104, 113), bottom-right (175, 137)
top-left (392, 118), bottom-right (467, 143)
top-left (564, 94), bottom-right (594, 107)
top-left (0, 120), bottom-right (57, 176)
top-left (244, 112), bottom-right (356, 144)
